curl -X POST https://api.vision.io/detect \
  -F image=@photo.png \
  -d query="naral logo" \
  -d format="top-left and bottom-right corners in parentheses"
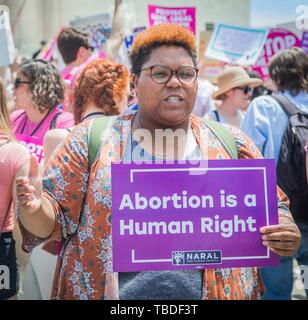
top-left (0, 265), bottom-right (10, 290)
top-left (172, 250), bottom-right (222, 266)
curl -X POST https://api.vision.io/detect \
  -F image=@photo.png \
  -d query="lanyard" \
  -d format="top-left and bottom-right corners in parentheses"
top-left (82, 112), bottom-right (106, 121)
top-left (0, 140), bottom-right (9, 148)
top-left (20, 107), bottom-right (56, 136)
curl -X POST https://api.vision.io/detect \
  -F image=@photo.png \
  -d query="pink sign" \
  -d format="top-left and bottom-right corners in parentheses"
top-left (15, 134), bottom-right (44, 164)
top-left (252, 28), bottom-right (301, 80)
top-left (148, 5), bottom-right (196, 35)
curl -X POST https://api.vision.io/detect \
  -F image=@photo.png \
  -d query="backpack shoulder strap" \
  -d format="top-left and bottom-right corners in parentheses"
top-left (88, 116), bottom-right (115, 168)
top-left (214, 110), bottom-right (221, 122)
top-left (202, 119), bottom-right (238, 159)
top-left (271, 94), bottom-right (302, 117)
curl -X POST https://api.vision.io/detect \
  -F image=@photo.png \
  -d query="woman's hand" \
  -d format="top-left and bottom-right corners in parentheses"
top-left (260, 215), bottom-right (301, 256)
top-left (16, 155), bottom-right (42, 215)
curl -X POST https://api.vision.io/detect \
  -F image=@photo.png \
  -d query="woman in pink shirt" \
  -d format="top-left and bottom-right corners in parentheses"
top-left (10, 59), bottom-right (74, 167)
top-left (0, 79), bottom-right (30, 300)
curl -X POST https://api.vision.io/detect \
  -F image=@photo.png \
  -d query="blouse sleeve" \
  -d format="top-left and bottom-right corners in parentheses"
top-left (227, 125), bottom-right (292, 219)
top-left (19, 121), bottom-right (91, 252)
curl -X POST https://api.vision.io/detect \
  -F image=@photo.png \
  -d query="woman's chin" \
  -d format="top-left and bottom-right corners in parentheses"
top-left (158, 111), bottom-right (190, 126)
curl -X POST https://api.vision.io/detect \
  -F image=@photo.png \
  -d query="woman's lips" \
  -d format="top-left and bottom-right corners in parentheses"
top-left (164, 94), bottom-right (184, 102)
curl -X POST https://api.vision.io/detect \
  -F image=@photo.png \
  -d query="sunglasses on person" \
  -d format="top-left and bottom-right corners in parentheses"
top-left (140, 65), bottom-right (199, 85)
top-left (234, 86), bottom-right (253, 95)
top-left (14, 78), bottom-right (30, 89)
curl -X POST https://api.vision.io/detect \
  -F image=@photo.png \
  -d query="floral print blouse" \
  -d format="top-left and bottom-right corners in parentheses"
top-left (19, 113), bottom-right (291, 300)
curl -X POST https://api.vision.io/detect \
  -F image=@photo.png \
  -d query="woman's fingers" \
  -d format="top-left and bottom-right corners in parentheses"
top-left (262, 231), bottom-right (295, 242)
top-left (260, 224), bottom-right (292, 234)
top-left (267, 247), bottom-right (295, 257)
top-left (29, 154), bottom-right (39, 179)
top-left (18, 194), bottom-right (35, 206)
top-left (263, 240), bottom-right (295, 251)
top-left (260, 220), bottom-right (301, 257)
top-left (16, 184), bottom-right (35, 196)
top-left (16, 176), bottom-right (30, 185)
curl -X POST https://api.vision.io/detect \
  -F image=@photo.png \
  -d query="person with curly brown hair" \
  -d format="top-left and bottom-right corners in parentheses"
top-left (10, 59), bottom-right (74, 167)
top-left (15, 24), bottom-right (300, 300)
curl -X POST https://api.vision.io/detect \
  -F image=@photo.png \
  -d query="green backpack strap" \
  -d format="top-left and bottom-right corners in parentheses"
top-left (88, 116), bottom-right (115, 168)
top-left (202, 119), bottom-right (238, 159)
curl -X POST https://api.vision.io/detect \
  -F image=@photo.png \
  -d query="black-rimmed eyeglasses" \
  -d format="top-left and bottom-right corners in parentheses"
top-left (14, 78), bottom-right (30, 89)
top-left (140, 65), bottom-right (199, 85)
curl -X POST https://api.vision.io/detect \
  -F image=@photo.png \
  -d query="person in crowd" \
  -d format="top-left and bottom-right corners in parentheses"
top-left (57, 28), bottom-right (98, 83)
top-left (241, 47), bottom-right (308, 300)
top-left (57, 0), bottom-right (124, 99)
top-left (44, 58), bottom-right (129, 165)
top-left (10, 59), bottom-right (74, 167)
top-left (15, 24), bottom-right (300, 300)
top-left (0, 79), bottom-right (30, 300)
top-left (207, 66), bottom-right (262, 127)
top-left (9, 59), bottom-right (74, 300)
top-left (191, 79), bottom-right (216, 117)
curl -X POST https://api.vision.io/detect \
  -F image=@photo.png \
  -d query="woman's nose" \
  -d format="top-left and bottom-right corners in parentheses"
top-left (166, 73), bottom-right (182, 88)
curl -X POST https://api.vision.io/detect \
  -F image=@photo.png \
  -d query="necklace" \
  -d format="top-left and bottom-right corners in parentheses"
top-left (20, 107), bottom-right (55, 136)
top-left (82, 112), bottom-right (107, 121)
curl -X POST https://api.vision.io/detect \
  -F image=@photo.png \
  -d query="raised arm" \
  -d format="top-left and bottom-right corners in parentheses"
top-left (105, 0), bottom-right (125, 60)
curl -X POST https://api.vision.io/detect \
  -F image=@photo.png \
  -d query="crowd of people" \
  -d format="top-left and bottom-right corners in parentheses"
top-left (0, 14), bottom-right (308, 301)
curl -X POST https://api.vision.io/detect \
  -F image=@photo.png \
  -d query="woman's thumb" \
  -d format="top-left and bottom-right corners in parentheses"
top-left (29, 154), bottom-right (39, 179)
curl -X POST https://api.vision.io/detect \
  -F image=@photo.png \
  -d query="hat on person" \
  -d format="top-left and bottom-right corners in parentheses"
top-left (212, 66), bottom-right (263, 100)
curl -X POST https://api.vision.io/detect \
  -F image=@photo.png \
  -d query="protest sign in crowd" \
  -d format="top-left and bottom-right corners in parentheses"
top-left (0, 0), bottom-right (307, 302)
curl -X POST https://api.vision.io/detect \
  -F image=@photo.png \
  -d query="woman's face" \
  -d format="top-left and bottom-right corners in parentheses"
top-left (13, 72), bottom-right (33, 110)
top-left (134, 46), bottom-right (198, 127)
top-left (226, 86), bottom-right (253, 111)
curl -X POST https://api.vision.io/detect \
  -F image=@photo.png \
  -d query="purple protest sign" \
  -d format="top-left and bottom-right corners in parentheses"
top-left (112, 159), bottom-right (280, 272)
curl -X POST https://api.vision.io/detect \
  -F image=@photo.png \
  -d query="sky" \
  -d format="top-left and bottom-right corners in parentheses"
top-left (250, 0), bottom-right (308, 27)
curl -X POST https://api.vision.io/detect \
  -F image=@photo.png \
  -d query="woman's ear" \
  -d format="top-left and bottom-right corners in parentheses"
top-left (130, 74), bottom-right (138, 90)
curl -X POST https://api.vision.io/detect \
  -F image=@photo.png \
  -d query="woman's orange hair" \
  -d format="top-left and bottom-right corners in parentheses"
top-left (131, 23), bottom-right (196, 56)
top-left (73, 59), bottom-right (129, 124)
top-left (130, 24), bottom-right (197, 76)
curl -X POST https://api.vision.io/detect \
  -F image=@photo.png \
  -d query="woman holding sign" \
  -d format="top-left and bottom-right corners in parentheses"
top-left (10, 59), bottom-right (74, 166)
top-left (15, 24), bottom-right (300, 300)
top-left (0, 79), bottom-right (30, 300)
